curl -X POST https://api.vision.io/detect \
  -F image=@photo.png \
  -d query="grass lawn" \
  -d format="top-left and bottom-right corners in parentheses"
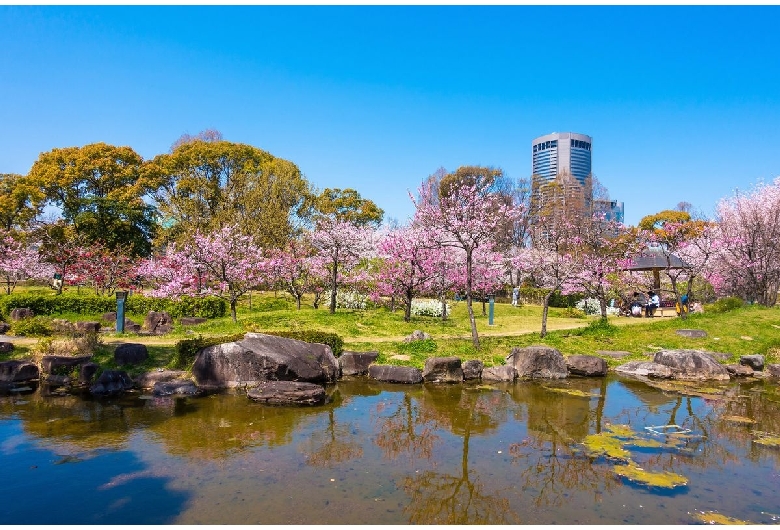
top-left (3, 288), bottom-right (780, 373)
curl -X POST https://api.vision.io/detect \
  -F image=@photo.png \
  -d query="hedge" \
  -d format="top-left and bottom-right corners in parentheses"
top-left (0, 293), bottom-right (226, 320)
top-left (171, 330), bottom-right (345, 370)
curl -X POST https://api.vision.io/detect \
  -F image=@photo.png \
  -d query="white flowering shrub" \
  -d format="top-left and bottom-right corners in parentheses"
top-left (332, 290), bottom-right (368, 310)
top-left (575, 298), bottom-right (621, 316)
top-left (410, 298), bottom-right (450, 317)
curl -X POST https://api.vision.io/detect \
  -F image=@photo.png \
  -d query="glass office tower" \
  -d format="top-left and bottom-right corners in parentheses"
top-left (531, 132), bottom-right (592, 186)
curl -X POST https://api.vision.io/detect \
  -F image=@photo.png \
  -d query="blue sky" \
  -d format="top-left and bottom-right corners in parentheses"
top-left (2, 5), bottom-right (779, 227)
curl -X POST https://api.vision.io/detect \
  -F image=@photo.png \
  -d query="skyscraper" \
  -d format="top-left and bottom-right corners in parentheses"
top-left (531, 132), bottom-right (592, 186)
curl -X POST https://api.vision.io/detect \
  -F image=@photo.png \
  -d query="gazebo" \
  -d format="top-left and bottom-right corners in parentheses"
top-left (624, 242), bottom-right (691, 291)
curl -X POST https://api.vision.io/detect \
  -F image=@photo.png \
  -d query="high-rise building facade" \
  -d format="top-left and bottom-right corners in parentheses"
top-left (531, 132), bottom-right (592, 186)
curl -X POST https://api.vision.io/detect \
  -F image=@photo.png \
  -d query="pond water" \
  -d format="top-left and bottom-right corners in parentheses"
top-left (2, 375), bottom-right (780, 525)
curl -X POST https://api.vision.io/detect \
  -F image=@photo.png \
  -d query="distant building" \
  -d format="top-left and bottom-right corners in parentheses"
top-left (593, 199), bottom-right (625, 224)
top-left (531, 132), bottom-right (594, 222)
top-left (532, 132), bottom-right (592, 187)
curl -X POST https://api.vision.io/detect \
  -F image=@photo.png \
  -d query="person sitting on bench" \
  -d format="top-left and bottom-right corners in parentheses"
top-left (645, 290), bottom-right (660, 317)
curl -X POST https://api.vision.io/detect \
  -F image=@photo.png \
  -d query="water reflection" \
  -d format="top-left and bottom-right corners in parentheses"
top-left (2, 375), bottom-right (780, 524)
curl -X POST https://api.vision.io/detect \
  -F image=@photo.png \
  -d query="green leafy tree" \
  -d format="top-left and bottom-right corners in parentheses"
top-left (27, 143), bottom-right (157, 257)
top-left (147, 136), bottom-right (312, 249)
top-left (0, 173), bottom-right (45, 234)
top-left (313, 187), bottom-right (384, 228)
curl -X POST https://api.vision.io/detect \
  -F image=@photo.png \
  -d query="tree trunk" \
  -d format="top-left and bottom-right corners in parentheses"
top-left (440, 293), bottom-right (448, 321)
top-left (540, 291), bottom-right (552, 338)
top-left (599, 296), bottom-right (608, 321)
top-left (329, 259), bottom-right (338, 314)
top-left (296, 293), bottom-right (302, 310)
top-left (465, 250), bottom-right (479, 349)
top-left (230, 298), bottom-right (238, 323)
top-left (404, 293), bottom-right (413, 322)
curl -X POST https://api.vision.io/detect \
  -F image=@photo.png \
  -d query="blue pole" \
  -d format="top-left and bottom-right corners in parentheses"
top-left (488, 296), bottom-right (495, 325)
top-left (116, 291), bottom-right (127, 333)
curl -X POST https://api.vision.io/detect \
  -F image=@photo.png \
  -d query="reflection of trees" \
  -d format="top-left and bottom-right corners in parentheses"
top-left (299, 389), bottom-right (364, 467)
top-left (0, 389), bottom-right (135, 453)
top-left (507, 379), bottom-right (617, 508)
top-left (373, 385), bottom-right (520, 524)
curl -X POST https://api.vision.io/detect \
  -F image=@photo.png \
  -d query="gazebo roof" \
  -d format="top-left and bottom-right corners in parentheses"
top-left (625, 243), bottom-right (690, 271)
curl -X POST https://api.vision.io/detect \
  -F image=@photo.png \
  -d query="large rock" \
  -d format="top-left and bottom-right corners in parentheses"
top-left (740, 355), bottom-right (764, 371)
top-left (566, 355), bottom-right (608, 377)
top-left (339, 351), bottom-right (379, 376)
top-left (10, 308), bottom-right (34, 321)
top-left (135, 370), bottom-right (190, 389)
top-left (247, 381), bottom-right (326, 406)
top-left (507, 346), bottom-right (568, 380)
top-left (41, 355), bottom-right (93, 376)
top-left (675, 329), bottom-right (708, 338)
top-left (0, 360), bottom-right (39, 382)
top-left (0, 342), bottom-right (14, 353)
top-left (0, 322), bottom-right (10, 333)
top-left (481, 365), bottom-right (516, 382)
top-left (652, 349), bottom-right (730, 381)
top-left (114, 343), bottom-right (149, 365)
top-left (121, 318), bottom-right (141, 333)
top-left (614, 361), bottom-right (675, 379)
top-left (368, 365), bottom-right (423, 384)
top-left (726, 364), bottom-right (754, 377)
top-left (422, 356), bottom-right (463, 383)
top-left (192, 332), bottom-right (339, 389)
top-left (766, 364), bottom-right (780, 378)
top-left (462, 360), bottom-right (484, 381)
top-left (144, 311), bottom-right (174, 335)
top-left (75, 321), bottom-right (101, 334)
top-left (52, 319), bottom-right (76, 334)
top-left (153, 380), bottom-right (201, 397)
top-left (90, 370), bottom-right (134, 396)
top-left (79, 362), bottom-right (100, 385)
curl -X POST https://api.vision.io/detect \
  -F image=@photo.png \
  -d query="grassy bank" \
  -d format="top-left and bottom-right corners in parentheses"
top-left (2, 288), bottom-right (779, 373)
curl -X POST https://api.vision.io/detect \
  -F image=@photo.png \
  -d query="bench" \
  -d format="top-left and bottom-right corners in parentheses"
top-left (653, 300), bottom-right (677, 317)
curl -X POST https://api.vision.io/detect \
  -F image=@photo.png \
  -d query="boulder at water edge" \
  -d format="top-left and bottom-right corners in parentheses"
top-left (422, 357), bottom-right (463, 383)
top-left (740, 355), bottom-right (764, 371)
top-left (339, 351), bottom-right (379, 376)
top-left (615, 361), bottom-right (675, 379)
top-left (153, 380), bottom-right (201, 397)
top-left (652, 349), bottom-right (730, 381)
top-left (90, 370), bottom-right (134, 396)
top-left (247, 381), bottom-right (326, 406)
top-left (481, 365), bottom-right (516, 382)
top-left (462, 360), bottom-right (484, 380)
top-left (368, 365), bottom-right (423, 384)
top-left (566, 355), bottom-right (608, 377)
top-left (0, 360), bottom-right (39, 382)
top-left (192, 332), bottom-right (339, 389)
top-left (114, 343), bottom-right (149, 365)
top-left (507, 345), bottom-right (568, 379)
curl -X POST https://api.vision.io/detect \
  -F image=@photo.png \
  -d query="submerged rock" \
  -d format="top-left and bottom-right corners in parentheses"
top-left (247, 381), bottom-right (326, 406)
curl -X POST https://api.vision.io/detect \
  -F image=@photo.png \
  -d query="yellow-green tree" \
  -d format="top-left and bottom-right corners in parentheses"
top-left (313, 187), bottom-right (383, 228)
top-left (0, 173), bottom-right (45, 234)
top-left (147, 138), bottom-right (312, 249)
top-left (27, 143), bottom-right (157, 257)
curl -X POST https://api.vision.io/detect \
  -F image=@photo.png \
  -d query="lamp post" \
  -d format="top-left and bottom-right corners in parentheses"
top-left (115, 291), bottom-right (128, 333)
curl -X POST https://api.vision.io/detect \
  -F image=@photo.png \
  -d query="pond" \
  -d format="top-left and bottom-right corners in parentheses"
top-left (2, 375), bottom-right (780, 525)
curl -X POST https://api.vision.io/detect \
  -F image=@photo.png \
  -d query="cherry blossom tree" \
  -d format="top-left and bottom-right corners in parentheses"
top-left (268, 237), bottom-right (325, 310)
top-left (70, 242), bottom-right (138, 295)
top-left (375, 225), bottom-right (442, 322)
top-left (0, 236), bottom-right (53, 294)
top-left (137, 224), bottom-right (271, 322)
top-left (310, 217), bottom-right (376, 314)
top-left (563, 216), bottom-right (636, 320)
top-left (413, 167), bottom-right (522, 348)
top-left (707, 177), bottom-right (780, 306)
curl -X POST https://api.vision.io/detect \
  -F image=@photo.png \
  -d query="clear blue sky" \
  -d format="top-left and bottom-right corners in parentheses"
top-left (2, 5), bottom-right (779, 227)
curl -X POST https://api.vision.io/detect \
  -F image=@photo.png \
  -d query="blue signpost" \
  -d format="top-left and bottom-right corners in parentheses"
top-left (488, 295), bottom-right (495, 325)
top-left (116, 291), bottom-right (128, 333)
